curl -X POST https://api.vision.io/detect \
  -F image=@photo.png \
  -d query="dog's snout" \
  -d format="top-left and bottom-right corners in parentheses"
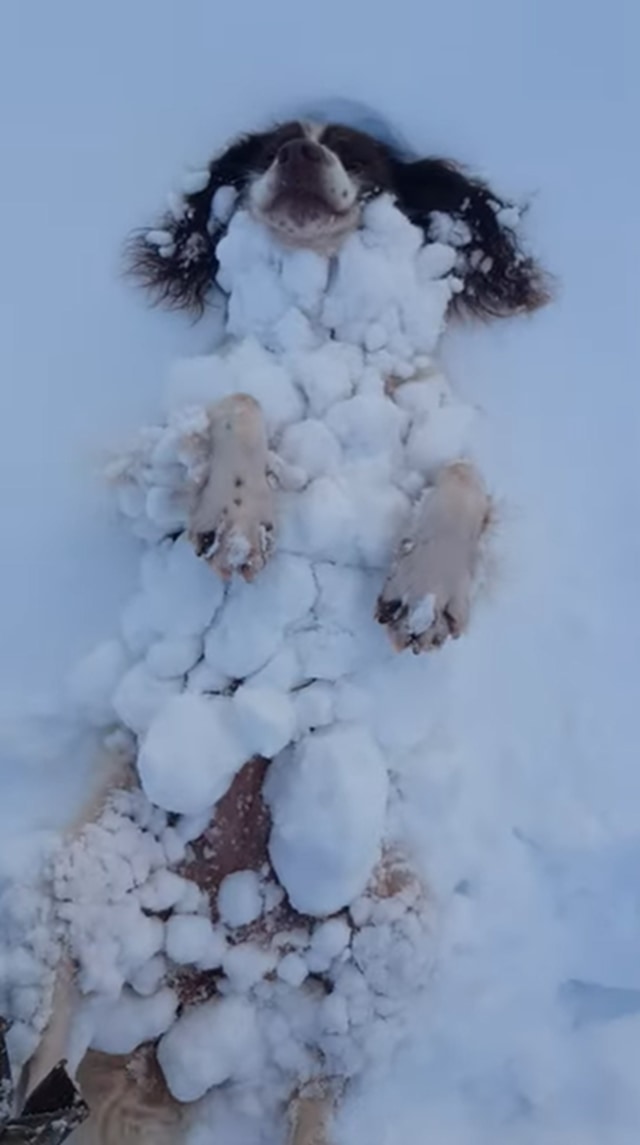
top-left (278, 139), bottom-right (325, 167)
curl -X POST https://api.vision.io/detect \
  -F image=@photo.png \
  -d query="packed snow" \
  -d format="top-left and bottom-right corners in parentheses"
top-left (165, 914), bottom-right (226, 969)
top-left (1, 8), bottom-right (639, 1145)
top-left (217, 871), bottom-right (264, 928)
top-left (158, 995), bottom-right (263, 1102)
top-left (266, 727), bottom-right (389, 916)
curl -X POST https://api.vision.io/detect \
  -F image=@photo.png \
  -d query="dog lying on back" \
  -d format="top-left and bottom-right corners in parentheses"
top-left (128, 118), bottom-right (547, 653)
top-left (8, 119), bottom-right (548, 1145)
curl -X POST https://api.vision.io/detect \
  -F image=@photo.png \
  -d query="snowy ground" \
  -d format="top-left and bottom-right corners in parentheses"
top-left (1, 1), bottom-right (639, 1142)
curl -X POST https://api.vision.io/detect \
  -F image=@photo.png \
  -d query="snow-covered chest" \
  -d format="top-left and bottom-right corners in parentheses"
top-left (216, 198), bottom-right (459, 368)
top-left (164, 201), bottom-right (476, 572)
top-left (108, 197), bottom-right (480, 794)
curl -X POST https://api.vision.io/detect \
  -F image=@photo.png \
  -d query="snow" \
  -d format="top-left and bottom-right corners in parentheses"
top-left (113, 662), bottom-right (181, 736)
top-left (266, 726), bottom-right (389, 916)
top-left (308, 919), bottom-right (351, 968)
top-left (180, 170), bottom-right (210, 195)
top-left (87, 986), bottom-right (178, 1055)
top-left (53, 794), bottom-right (172, 996)
top-left (138, 692), bottom-right (248, 814)
top-left (217, 871), bottom-right (264, 929)
top-left (203, 552), bottom-right (317, 679)
top-left (157, 996), bottom-right (263, 1102)
top-left (221, 943), bottom-right (277, 992)
top-left (0, 837), bottom-right (59, 1067)
top-left (291, 680), bottom-right (335, 736)
top-left (232, 686), bottom-right (297, 760)
top-left (66, 639), bottom-right (130, 728)
top-left (165, 915), bottom-right (226, 970)
top-left (1, 5), bottom-right (639, 1145)
top-left (212, 185), bottom-right (238, 224)
top-left (129, 954), bottom-right (168, 997)
top-left (277, 952), bottom-right (309, 988)
top-left (139, 537), bottom-right (225, 638)
top-left (146, 635), bottom-right (203, 679)
top-left (137, 869), bottom-right (193, 912)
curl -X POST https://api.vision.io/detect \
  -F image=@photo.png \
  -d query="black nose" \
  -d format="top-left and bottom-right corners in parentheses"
top-left (278, 139), bottom-right (325, 166)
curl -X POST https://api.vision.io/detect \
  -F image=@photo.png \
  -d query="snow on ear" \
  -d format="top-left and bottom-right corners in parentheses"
top-left (125, 132), bottom-right (268, 315)
top-left (391, 156), bottom-right (551, 319)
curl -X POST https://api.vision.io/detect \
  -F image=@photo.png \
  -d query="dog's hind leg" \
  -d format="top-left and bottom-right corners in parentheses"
top-left (376, 461), bottom-right (490, 652)
top-left (13, 744), bottom-right (136, 1132)
top-left (287, 1083), bottom-right (337, 1145)
top-left (71, 1047), bottom-right (184, 1144)
top-left (188, 394), bottom-right (275, 582)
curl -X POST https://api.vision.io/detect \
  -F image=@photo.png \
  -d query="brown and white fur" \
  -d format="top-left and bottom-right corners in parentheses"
top-left (15, 119), bottom-right (547, 1144)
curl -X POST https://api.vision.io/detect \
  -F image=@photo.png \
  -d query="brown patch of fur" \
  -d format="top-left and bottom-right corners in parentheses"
top-left (288, 1083), bottom-right (338, 1145)
top-left (72, 1047), bottom-right (183, 1144)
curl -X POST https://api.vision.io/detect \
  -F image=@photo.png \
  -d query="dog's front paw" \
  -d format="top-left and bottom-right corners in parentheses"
top-left (376, 462), bottom-right (489, 653)
top-left (376, 574), bottom-right (471, 652)
top-left (188, 394), bottom-right (275, 582)
top-left (189, 501), bottom-right (275, 583)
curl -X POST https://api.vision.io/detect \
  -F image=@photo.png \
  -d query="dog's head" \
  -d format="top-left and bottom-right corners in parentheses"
top-left (246, 122), bottom-right (394, 251)
top-left (128, 119), bottom-right (549, 319)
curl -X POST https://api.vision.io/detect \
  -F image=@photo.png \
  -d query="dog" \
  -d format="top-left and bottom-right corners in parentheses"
top-left (129, 118), bottom-right (548, 652)
top-left (8, 119), bottom-right (548, 1145)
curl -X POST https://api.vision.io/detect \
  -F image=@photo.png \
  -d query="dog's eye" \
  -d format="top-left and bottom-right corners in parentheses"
top-left (332, 148), bottom-right (363, 172)
top-left (333, 149), bottom-right (369, 177)
top-left (321, 128), bottom-right (376, 177)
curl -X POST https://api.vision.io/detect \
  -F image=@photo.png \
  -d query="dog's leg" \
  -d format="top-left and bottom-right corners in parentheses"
top-left (188, 394), bottom-right (275, 582)
top-left (287, 1083), bottom-right (336, 1145)
top-left (18, 956), bottom-right (78, 1108)
top-left (71, 1047), bottom-right (184, 1144)
top-left (376, 461), bottom-right (490, 652)
top-left (16, 746), bottom-right (135, 1119)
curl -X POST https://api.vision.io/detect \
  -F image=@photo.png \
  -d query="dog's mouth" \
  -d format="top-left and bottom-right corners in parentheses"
top-left (255, 186), bottom-right (360, 251)
top-left (271, 185), bottom-right (348, 220)
top-left (249, 139), bottom-right (361, 251)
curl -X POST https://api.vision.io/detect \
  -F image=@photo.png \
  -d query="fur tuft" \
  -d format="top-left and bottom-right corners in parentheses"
top-left (125, 225), bottom-right (217, 316)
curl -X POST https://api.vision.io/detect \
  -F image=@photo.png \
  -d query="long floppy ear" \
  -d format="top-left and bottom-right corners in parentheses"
top-left (392, 157), bottom-right (550, 318)
top-left (126, 133), bottom-right (266, 316)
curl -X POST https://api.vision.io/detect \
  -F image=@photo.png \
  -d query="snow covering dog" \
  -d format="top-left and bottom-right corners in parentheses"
top-left (6, 118), bottom-right (549, 1145)
top-left (129, 118), bottom-right (548, 652)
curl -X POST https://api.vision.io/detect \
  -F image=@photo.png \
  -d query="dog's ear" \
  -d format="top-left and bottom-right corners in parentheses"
top-left (125, 133), bottom-right (266, 316)
top-left (391, 157), bottom-right (550, 318)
